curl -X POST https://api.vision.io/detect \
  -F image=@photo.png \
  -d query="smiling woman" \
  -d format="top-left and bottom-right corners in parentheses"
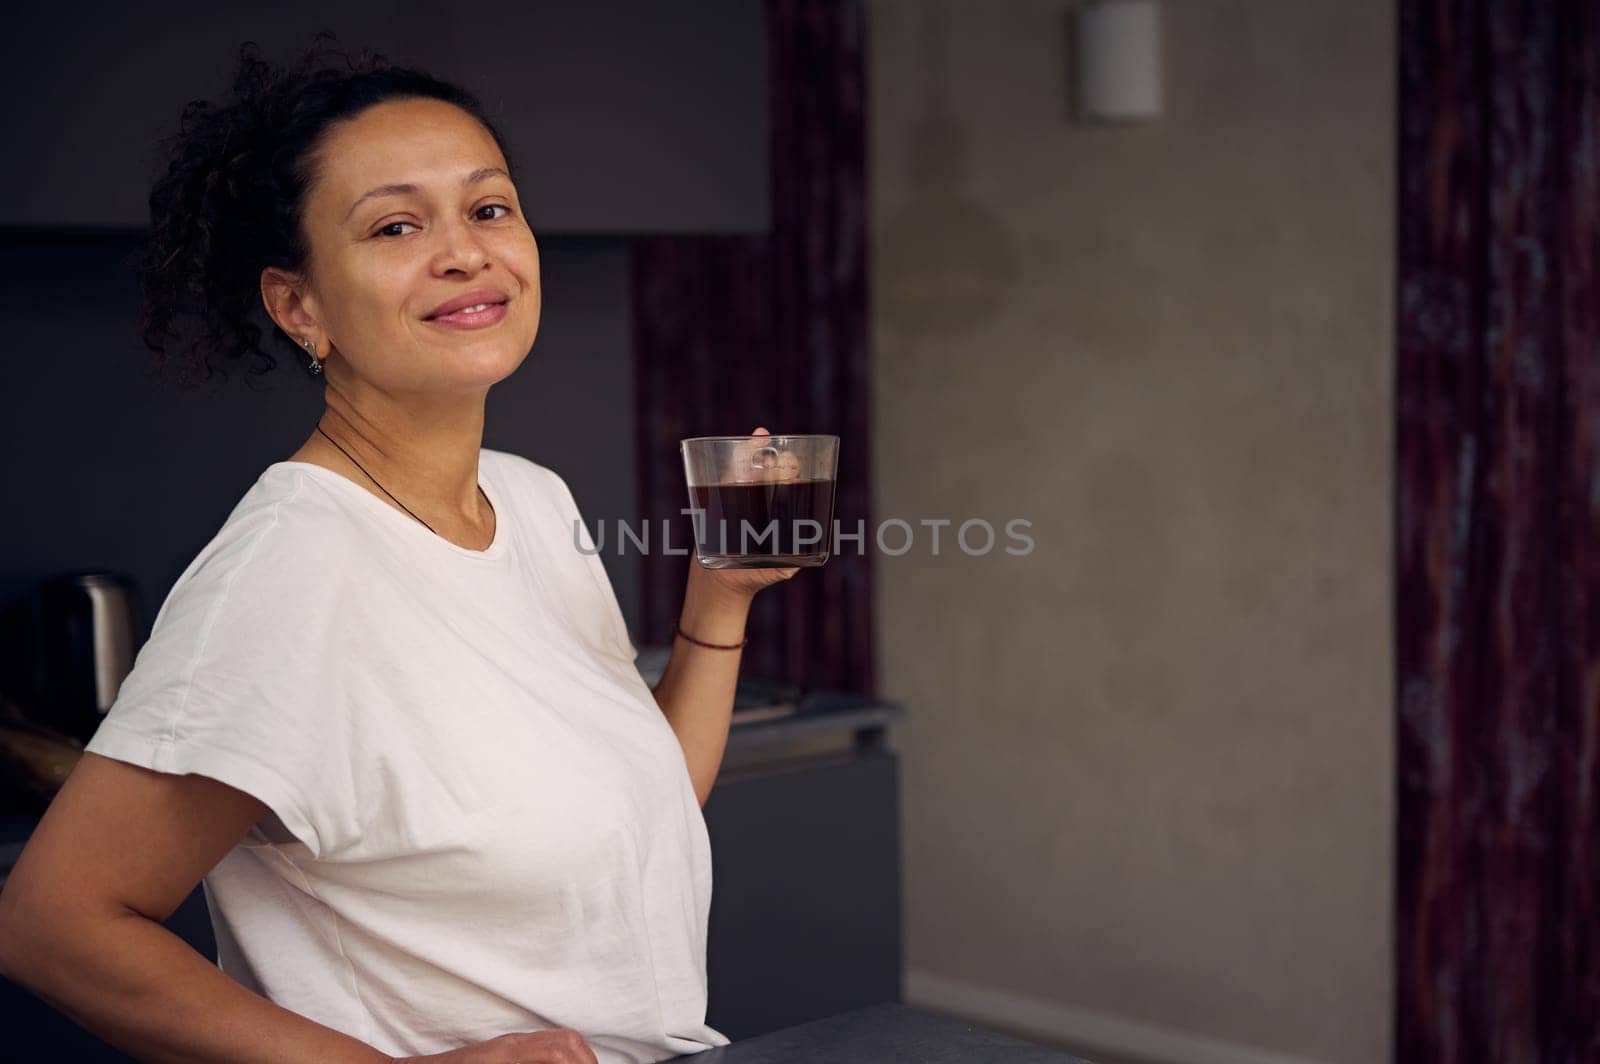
top-left (0, 35), bottom-right (791, 1064)
top-left (260, 100), bottom-right (540, 414)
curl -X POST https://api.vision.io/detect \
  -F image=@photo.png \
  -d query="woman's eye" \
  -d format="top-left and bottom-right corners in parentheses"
top-left (376, 220), bottom-right (418, 238)
top-left (476, 204), bottom-right (512, 221)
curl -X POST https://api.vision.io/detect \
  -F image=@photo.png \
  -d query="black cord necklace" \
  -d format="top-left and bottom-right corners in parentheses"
top-left (315, 424), bottom-right (488, 538)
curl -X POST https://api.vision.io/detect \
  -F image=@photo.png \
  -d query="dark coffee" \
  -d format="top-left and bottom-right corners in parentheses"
top-left (688, 479), bottom-right (837, 568)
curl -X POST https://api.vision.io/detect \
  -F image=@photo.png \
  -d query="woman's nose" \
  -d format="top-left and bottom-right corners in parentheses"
top-left (431, 220), bottom-right (490, 275)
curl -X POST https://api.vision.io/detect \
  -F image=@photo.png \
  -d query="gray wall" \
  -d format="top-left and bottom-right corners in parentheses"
top-left (870, 2), bottom-right (1394, 1063)
top-left (0, 236), bottom-right (640, 686)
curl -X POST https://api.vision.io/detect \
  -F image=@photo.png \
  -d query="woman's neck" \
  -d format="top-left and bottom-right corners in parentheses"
top-left (291, 385), bottom-right (495, 546)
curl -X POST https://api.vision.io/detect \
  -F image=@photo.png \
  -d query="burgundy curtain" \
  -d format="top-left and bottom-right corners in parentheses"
top-left (631, 0), bottom-right (873, 695)
top-left (1397, 1), bottom-right (1600, 1060)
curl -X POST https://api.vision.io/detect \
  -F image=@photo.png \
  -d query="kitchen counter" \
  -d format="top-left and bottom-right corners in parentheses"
top-left (727, 688), bottom-right (902, 752)
top-left (668, 1003), bottom-right (1093, 1063)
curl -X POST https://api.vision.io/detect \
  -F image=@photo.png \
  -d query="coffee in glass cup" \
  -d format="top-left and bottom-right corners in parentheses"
top-left (679, 435), bottom-right (840, 569)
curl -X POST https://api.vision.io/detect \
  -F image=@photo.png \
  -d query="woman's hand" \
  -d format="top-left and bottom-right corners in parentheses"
top-left (693, 427), bottom-right (802, 601)
top-left (389, 1027), bottom-right (598, 1063)
top-left (694, 555), bottom-right (798, 600)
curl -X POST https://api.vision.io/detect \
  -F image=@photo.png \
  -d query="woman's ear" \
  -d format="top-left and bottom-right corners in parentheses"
top-left (260, 267), bottom-right (322, 348)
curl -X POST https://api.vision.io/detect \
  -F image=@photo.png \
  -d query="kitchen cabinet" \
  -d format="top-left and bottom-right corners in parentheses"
top-left (703, 695), bottom-right (905, 1039)
top-left (0, 0), bottom-right (767, 234)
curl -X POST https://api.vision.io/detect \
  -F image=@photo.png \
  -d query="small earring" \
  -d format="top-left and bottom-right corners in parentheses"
top-left (301, 338), bottom-right (322, 376)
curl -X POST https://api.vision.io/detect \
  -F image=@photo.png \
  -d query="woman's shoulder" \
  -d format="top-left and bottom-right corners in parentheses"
top-left (480, 447), bottom-right (582, 514)
top-left (161, 465), bottom-right (372, 612)
top-left (480, 447), bottom-right (563, 492)
top-left (216, 462), bottom-right (371, 557)
top-left (122, 466), bottom-right (367, 706)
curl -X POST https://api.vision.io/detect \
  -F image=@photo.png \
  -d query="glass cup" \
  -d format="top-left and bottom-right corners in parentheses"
top-left (680, 435), bottom-right (840, 569)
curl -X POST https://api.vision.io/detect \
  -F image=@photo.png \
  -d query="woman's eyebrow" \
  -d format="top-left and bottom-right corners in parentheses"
top-left (343, 166), bottom-right (510, 222)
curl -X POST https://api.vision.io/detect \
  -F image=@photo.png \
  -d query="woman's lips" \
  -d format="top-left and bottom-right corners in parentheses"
top-left (426, 301), bottom-right (508, 329)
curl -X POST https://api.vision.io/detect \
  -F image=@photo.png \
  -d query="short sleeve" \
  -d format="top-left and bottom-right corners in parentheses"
top-left (84, 480), bottom-right (354, 860)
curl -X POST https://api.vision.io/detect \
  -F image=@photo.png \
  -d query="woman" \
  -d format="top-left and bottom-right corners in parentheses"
top-left (0, 42), bottom-right (794, 1064)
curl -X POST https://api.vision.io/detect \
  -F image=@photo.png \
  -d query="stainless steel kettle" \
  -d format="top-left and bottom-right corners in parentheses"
top-left (32, 573), bottom-right (144, 743)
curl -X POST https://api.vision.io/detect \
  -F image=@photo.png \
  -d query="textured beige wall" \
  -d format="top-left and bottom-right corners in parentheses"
top-left (868, 2), bottom-right (1394, 1063)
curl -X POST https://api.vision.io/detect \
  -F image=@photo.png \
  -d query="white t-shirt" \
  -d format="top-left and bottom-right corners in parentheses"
top-left (84, 449), bottom-right (728, 1062)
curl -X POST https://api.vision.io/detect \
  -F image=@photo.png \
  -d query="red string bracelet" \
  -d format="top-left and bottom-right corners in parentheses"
top-left (672, 618), bottom-right (748, 651)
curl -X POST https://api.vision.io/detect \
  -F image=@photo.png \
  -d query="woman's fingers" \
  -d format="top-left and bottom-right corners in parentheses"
top-left (501, 1028), bottom-right (597, 1063)
top-left (728, 426), bottom-right (776, 482)
top-left (401, 1027), bottom-right (598, 1063)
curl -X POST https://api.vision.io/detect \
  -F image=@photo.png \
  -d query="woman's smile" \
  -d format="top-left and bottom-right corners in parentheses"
top-left (423, 287), bottom-right (512, 330)
top-left (426, 302), bottom-right (508, 329)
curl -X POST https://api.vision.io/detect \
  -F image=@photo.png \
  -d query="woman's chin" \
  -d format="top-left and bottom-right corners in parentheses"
top-left (445, 345), bottom-right (531, 391)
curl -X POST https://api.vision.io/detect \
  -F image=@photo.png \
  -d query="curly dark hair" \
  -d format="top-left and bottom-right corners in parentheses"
top-left (140, 35), bottom-right (515, 390)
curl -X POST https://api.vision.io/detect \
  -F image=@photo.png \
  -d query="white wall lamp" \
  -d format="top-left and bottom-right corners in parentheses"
top-left (1075, 0), bottom-right (1164, 122)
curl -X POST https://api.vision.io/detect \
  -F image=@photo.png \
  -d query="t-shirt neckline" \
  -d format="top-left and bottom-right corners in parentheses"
top-left (268, 454), bottom-right (509, 561)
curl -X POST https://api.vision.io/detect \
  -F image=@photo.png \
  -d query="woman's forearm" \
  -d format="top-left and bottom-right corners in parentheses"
top-left (2, 908), bottom-right (390, 1064)
top-left (651, 572), bottom-right (753, 806)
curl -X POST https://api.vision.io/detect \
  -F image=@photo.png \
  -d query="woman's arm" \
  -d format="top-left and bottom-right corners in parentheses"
top-left (649, 426), bottom-right (799, 806)
top-left (0, 754), bottom-right (392, 1064)
top-left (649, 568), bottom-right (760, 807)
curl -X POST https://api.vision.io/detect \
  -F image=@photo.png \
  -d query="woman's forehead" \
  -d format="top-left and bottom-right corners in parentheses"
top-left (313, 99), bottom-right (506, 206)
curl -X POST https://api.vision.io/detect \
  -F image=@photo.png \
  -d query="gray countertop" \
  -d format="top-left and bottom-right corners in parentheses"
top-left (670, 1003), bottom-right (1094, 1063)
top-left (726, 689), bottom-right (902, 752)
top-left (636, 650), bottom-right (903, 752)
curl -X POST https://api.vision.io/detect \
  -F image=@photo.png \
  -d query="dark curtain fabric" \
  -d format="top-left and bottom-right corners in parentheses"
top-left (1397, 1), bottom-right (1600, 1060)
top-left (631, 0), bottom-right (873, 695)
